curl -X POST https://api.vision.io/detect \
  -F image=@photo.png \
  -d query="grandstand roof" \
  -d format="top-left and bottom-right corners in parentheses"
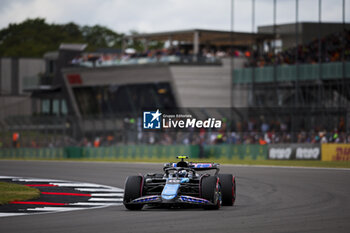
top-left (125, 29), bottom-right (273, 46)
top-left (59, 43), bottom-right (87, 51)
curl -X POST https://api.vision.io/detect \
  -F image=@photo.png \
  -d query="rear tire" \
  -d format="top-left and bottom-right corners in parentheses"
top-left (218, 174), bottom-right (236, 206)
top-left (201, 176), bottom-right (221, 210)
top-left (123, 176), bottom-right (144, 210)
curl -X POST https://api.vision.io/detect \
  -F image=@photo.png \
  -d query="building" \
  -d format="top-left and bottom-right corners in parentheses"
top-left (1, 23), bottom-right (349, 143)
top-left (0, 57), bottom-right (45, 121)
top-left (258, 22), bottom-right (350, 50)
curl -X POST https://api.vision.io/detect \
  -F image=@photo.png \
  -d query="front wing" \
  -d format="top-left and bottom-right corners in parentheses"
top-left (128, 195), bottom-right (214, 205)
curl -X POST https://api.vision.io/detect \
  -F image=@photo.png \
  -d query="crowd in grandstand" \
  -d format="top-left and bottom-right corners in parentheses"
top-left (248, 30), bottom-right (350, 67)
top-left (70, 30), bottom-right (350, 68)
top-left (2, 119), bottom-right (349, 149)
top-left (70, 46), bottom-right (228, 67)
top-left (153, 124), bottom-right (350, 146)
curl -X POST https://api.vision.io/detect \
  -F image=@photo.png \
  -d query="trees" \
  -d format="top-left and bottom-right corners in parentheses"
top-left (0, 18), bottom-right (123, 57)
top-left (126, 30), bottom-right (164, 53)
top-left (81, 25), bottom-right (123, 51)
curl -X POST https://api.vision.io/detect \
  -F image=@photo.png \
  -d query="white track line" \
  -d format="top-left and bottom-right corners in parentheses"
top-left (222, 164), bottom-right (350, 171)
top-left (75, 188), bottom-right (123, 192)
top-left (90, 193), bottom-right (123, 197)
top-left (88, 198), bottom-right (123, 202)
top-left (13, 179), bottom-right (66, 182)
top-left (50, 183), bottom-right (105, 187)
top-left (2, 159), bottom-right (348, 170)
top-left (0, 213), bottom-right (28, 217)
top-left (26, 207), bottom-right (86, 212)
top-left (70, 202), bottom-right (122, 206)
top-left (0, 176), bottom-right (23, 179)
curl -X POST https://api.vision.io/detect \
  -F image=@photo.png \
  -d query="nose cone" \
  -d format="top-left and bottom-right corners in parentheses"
top-left (161, 194), bottom-right (177, 200)
top-left (161, 183), bottom-right (180, 201)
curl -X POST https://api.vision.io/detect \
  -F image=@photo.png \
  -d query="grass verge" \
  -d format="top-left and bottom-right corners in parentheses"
top-left (0, 181), bottom-right (40, 205)
top-left (1, 157), bottom-right (349, 168)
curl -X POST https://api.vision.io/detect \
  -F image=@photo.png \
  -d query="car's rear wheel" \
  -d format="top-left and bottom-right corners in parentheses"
top-left (218, 174), bottom-right (236, 206)
top-left (123, 176), bottom-right (144, 210)
top-left (201, 176), bottom-right (221, 210)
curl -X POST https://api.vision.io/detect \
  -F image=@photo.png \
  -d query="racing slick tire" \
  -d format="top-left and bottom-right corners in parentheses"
top-left (123, 176), bottom-right (144, 210)
top-left (218, 174), bottom-right (236, 206)
top-left (201, 176), bottom-right (221, 210)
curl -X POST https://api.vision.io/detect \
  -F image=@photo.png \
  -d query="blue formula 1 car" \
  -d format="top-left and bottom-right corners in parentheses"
top-left (123, 156), bottom-right (236, 210)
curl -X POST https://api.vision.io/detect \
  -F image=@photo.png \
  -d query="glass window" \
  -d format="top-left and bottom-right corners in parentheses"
top-left (53, 99), bottom-right (60, 115)
top-left (72, 82), bottom-right (177, 116)
top-left (41, 99), bottom-right (50, 114)
top-left (61, 100), bottom-right (68, 115)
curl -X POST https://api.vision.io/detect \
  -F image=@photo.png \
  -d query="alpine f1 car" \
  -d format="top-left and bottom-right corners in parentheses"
top-left (123, 156), bottom-right (236, 210)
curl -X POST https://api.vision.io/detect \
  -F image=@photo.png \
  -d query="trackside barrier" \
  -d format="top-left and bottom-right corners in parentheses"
top-left (0, 145), bottom-right (200, 159)
top-left (321, 144), bottom-right (350, 161)
top-left (204, 145), bottom-right (267, 160)
top-left (0, 148), bottom-right (65, 159)
top-left (81, 145), bottom-right (267, 160)
top-left (65, 147), bottom-right (83, 159)
top-left (0, 145), bottom-right (268, 160)
top-left (268, 144), bottom-right (321, 160)
top-left (2, 144), bottom-right (350, 161)
top-left (82, 145), bottom-right (200, 159)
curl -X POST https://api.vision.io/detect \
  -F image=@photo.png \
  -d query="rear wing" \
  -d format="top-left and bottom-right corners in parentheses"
top-left (189, 163), bottom-right (219, 169)
top-left (164, 162), bottom-right (220, 171)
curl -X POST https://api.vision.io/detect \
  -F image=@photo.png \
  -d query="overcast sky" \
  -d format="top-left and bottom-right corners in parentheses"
top-left (0, 0), bottom-right (349, 34)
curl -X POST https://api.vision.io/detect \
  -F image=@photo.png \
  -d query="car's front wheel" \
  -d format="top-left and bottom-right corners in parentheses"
top-left (123, 176), bottom-right (144, 210)
top-left (201, 176), bottom-right (221, 210)
top-left (218, 174), bottom-right (236, 206)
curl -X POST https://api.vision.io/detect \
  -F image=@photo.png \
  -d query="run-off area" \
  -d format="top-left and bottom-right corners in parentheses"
top-left (0, 176), bottom-right (124, 217)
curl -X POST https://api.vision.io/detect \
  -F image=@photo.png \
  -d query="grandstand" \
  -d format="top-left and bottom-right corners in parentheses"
top-left (0, 21), bottom-right (350, 148)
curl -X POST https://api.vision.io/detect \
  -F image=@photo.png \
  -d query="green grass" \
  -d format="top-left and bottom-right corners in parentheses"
top-left (0, 181), bottom-right (40, 205)
top-left (1, 157), bottom-right (349, 168)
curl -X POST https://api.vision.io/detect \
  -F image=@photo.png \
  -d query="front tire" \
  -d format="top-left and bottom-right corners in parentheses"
top-left (123, 176), bottom-right (144, 210)
top-left (218, 174), bottom-right (236, 206)
top-left (201, 176), bottom-right (221, 210)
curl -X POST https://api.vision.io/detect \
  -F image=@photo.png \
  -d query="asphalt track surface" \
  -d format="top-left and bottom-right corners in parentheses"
top-left (0, 160), bottom-right (349, 233)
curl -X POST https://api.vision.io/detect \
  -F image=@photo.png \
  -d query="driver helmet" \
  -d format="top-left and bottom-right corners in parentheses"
top-left (178, 170), bottom-right (187, 177)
